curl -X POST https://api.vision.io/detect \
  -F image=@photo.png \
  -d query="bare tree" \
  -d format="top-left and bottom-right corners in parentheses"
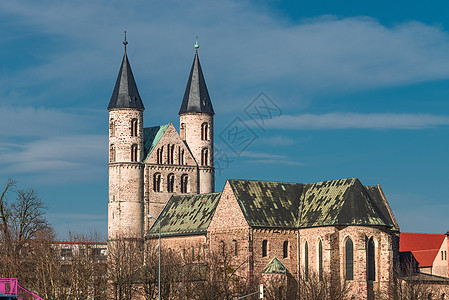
top-left (298, 271), bottom-right (351, 300)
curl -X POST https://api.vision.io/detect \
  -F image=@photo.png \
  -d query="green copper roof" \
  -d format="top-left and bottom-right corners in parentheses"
top-left (262, 257), bottom-right (287, 274)
top-left (147, 193), bottom-right (222, 238)
top-left (142, 124), bottom-right (169, 162)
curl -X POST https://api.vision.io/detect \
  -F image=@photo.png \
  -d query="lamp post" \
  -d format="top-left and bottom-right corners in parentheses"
top-left (147, 214), bottom-right (161, 300)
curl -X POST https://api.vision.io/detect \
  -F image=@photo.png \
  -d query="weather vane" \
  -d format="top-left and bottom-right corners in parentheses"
top-left (123, 31), bottom-right (128, 52)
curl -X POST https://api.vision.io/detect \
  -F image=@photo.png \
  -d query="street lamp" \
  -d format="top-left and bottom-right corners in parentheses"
top-left (147, 213), bottom-right (161, 300)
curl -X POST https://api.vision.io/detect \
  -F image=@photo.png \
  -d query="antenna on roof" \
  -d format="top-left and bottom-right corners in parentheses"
top-left (123, 31), bottom-right (128, 53)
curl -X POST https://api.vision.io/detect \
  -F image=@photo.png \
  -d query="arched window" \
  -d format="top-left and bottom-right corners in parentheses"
top-left (157, 147), bottom-right (163, 164)
top-left (131, 118), bottom-right (138, 137)
top-left (109, 144), bottom-right (115, 162)
top-left (181, 174), bottom-right (188, 193)
top-left (441, 293), bottom-right (446, 300)
top-left (180, 123), bottom-right (186, 140)
top-left (167, 173), bottom-right (174, 192)
top-left (201, 122), bottom-right (209, 140)
top-left (262, 240), bottom-right (268, 257)
top-left (233, 240), bottom-right (238, 256)
top-left (283, 241), bottom-right (288, 258)
top-left (109, 119), bottom-right (115, 136)
top-left (201, 148), bottom-right (209, 166)
top-left (367, 237), bottom-right (375, 281)
top-left (304, 241), bottom-right (309, 281)
top-left (167, 144), bottom-right (174, 164)
top-left (153, 173), bottom-right (161, 192)
top-left (345, 237), bottom-right (354, 280)
top-left (178, 148), bottom-right (184, 165)
top-left (131, 144), bottom-right (138, 162)
top-left (318, 239), bottom-right (323, 281)
top-left (191, 246), bottom-right (195, 260)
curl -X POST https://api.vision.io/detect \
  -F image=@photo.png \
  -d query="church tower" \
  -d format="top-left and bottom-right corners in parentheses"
top-left (179, 40), bottom-right (215, 194)
top-left (107, 36), bottom-right (144, 241)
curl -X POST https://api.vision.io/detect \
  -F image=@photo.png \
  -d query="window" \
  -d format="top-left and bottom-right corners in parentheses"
top-left (443, 251), bottom-right (445, 260)
top-left (157, 147), bottom-right (163, 164)
top-left (283, 241), bottom-right (288, 258)
top-left (367, 237), bottom-right (375, 281)
top-left (201, 148), bottom-right (209, 166)
top-left (262, 240), bottom-right (268, 257)
top-left (109, 144), bottom-right (115, 162)
top-left (201, 122), bottom-right (208, 140)
top-left (345, 238), bottom-right (354, 280)
top-left (181, 174), bottom-right (188, 193)
top-left (153, 173), bottom-right (161, 192)
top-left (109, 119), bottom-right (115, 136)
top-left (192, 246), bottom-right (195, 260)
top-left (233, 240), bottom-right (238, 256)
top-left (61, 248), bottom-right (72, 258)
top-left (131, 144), bottom-right (138, 162)
top-left (180, 123), bottom-right (186, 140)
top-left (318, 239), bottom-right (323, 281)
top-left (131, 118), bottom-right (138, 137)
top-left (304, 241), bottom-right (309, 281)
top-left (167, 144), bottom-right (174, 164)
top-left (178, 148), bottom-right (185, 165)
top-left (446, 251), bottom-right (447, 260)
top-left (167, 173), bottom-right (174, 193)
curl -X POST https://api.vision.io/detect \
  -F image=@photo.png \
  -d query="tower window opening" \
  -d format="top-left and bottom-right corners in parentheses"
top-left (220, 241), bottom-right (225, 257)
top-left (201, 122), bottom-right (209, 140)
top-left (181, 174), bottom-right (188, 193)
top-left (201, 148), bottom-right (209, 166)
top-left (153, 173), bottom-right (161, 192)
top-left (109, 144), bottom-right (115, 162)
top-left (131, 144), bottom-right (138, 162)
top-left (233, 240), bottom-right (238, 256)
top-left (262, 240), bottom-right (268, 257)
top-left (131, 118), bottom-right (138, 137)
top-left (283, 241), bottom-right (288, 258)
top-left (180, 123), bottom-right (186, 140)
top-left (110, 119), bottom-right (115, 136)
top-left (167, 173), bottom-right (174, 193)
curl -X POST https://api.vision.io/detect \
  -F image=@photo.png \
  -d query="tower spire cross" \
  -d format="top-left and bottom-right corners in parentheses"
top-left (123, 31), bottom-right (128, 52)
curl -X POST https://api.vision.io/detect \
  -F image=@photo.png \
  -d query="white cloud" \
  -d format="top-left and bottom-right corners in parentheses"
top-left (0, 135), bottom-right (107, 183)
top-left (1, 1), bottom-right (449, 112)
top-left (263, 113), bottom-right (449, 130)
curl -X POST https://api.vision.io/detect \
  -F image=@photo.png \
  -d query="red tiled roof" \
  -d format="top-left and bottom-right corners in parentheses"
top-left (400, 232), bottom-right (445, 267)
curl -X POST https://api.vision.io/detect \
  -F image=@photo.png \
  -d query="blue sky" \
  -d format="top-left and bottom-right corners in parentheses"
top-left (1, 0), bottom-right (448, 240)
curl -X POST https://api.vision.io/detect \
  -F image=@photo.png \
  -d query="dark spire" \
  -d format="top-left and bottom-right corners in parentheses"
top-left (108, 33), bottom-right (145, 111)
top-left (179, 39), bottom-right (214, 115)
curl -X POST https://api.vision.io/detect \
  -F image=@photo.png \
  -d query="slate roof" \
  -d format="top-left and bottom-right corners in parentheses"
top-left (400, 232), bottom-right (445, 267)
top-left (108, 52), bottom-right (145, 111)
top-left (147, 193), bottom-right (222, 238)
top-left (178, 50), bottom-right (214, 115)
top-left (262, 257), bottom-right (287, 274)
top-left (142, 124), bottom-right (169, 162)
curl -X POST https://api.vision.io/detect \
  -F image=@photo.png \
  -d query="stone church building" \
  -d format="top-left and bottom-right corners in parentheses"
top-left (107, 40), bottom-right (447, 299)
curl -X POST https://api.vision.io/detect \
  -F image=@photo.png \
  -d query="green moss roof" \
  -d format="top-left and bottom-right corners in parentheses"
top-left (147, 193), bottom-right (222, 238)
top-left (228, 178), bottom-right (396, 229)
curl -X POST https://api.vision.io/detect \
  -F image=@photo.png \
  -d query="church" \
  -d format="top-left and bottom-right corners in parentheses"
top-left (107, 38), bottom-right (447, 299)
